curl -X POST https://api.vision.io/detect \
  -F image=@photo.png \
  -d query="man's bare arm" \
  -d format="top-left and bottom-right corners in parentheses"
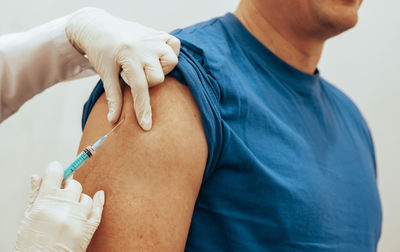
top-left (74, 77), bottom-right (208, 251)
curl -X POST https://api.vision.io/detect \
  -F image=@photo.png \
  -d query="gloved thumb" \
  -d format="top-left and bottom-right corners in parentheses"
top-left (88, 190), bottom-right (105, 227)
top-left (166, 36), bottom-right (181, 56)
top-left (25, 174), bottom-right (42, 213)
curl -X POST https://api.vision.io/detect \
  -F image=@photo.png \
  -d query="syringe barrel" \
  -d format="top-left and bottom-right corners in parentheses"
top-left (63, 147), bottom-right (95, 181)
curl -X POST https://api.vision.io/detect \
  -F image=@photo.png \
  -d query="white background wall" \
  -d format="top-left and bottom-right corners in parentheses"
top-left (0, 0), bottom-right (398, 251)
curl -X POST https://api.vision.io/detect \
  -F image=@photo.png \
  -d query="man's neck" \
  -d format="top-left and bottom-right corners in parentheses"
top-left (234, 1), bottom-right (324, 74)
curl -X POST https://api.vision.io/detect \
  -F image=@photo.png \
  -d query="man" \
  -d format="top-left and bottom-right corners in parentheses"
top-left (76, 0), bottom-right (382, 251)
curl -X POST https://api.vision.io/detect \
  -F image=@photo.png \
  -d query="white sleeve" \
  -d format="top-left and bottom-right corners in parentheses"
top-left (0, 15), bottom-right (96, 122)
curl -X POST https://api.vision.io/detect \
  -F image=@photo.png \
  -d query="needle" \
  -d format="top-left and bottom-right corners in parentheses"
top-left (105, 118), bottom-right (125, 137)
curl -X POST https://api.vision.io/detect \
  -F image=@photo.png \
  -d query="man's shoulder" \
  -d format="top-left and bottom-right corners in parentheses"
top-left (170, 14), bottom-right (232, 60)
top-left (167, 14), bottom-right (236, 107)
top-left (171, 15), bottom-right (225, 45)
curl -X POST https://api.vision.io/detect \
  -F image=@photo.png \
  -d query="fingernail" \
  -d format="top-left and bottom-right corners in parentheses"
top-left (30, 174), bottom-right (41, 189)
top-left (31, 174), bottom-right (40, 182)
top-left (107, 98), bottom-right (117, 122)
top-left (139, 107), bottom-right (152, 131)
top-left (97, 190), bottom-right (105, 206)
top-left (107, 110), bottom-right (117, 124)
top-left (107, 112), bottom-right (114, 123)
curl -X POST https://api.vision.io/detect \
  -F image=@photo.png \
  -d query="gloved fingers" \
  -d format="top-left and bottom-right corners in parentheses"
top-left (160, 49), bottom-right (179, 75)
top-left (79, 193), bottom-right (93, 218)
top-left (123, 61), bottom-right (152, 131)
top-left (143, 58), bottom-right (165, 87)
top-left (62, 179), bottom-right (83, 202)
top-left (88, 190), bottom-right (105, 226)
top-left (166, 36), bottom-right (181, 56)
top-left (102, 67), bottom-right (123, 124)
top-left (41, 161), bottom-right (64, 192)
top-left (25, 174), bottom-right (42, 212)
top-left (31, 174), bottom-right (42, 189)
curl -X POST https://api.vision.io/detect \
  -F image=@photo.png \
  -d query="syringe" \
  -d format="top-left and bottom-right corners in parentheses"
top-left (63, 118), bottom-right (125, 181)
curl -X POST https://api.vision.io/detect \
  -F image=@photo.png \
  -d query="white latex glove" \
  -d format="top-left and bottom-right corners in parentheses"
top-left (65, 7), bottom-right (181, 130)
top-left (14, 161), bottom-right (105, 252)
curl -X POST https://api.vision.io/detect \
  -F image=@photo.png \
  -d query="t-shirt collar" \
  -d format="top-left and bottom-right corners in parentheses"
top-left (220, 12), bottom-right (321, 92)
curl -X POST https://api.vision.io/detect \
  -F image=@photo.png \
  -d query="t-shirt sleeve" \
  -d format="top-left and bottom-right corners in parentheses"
top-left (81, 43), bottom-right (224, 182)
top-left (81, 79), bottom-right (104, 130)
top-left (168, 43), bottom-right (224, 181)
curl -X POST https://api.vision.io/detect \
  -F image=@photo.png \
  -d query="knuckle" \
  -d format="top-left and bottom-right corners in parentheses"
top-left (58, 218), bottom-right (71, 229)
top-left (116, 42), bottom-right (135, 54)
top-left (161, 53), bottom-right (178, 67)
top-left (41, 212), bottom-right (71, 229)
top-left (160, 45), bottom-right (171, 56)
top-left (71, 228), bottom-right (85, 241)
top-left (144, 67), bottom-right (165, 84)
top-left (143, 62), bottom-right (155, 71)
top-left (62, 224), bottom-right (84, 241)
top-left (142, 58), bottom-right (156, 68)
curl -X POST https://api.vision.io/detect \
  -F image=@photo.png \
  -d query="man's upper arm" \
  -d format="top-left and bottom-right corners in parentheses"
top-left (75, 77), bottom-right (208, 251)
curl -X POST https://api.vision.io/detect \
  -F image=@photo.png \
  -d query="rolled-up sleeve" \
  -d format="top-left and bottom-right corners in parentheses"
top-left (0, 15), bottom-right (95, 122)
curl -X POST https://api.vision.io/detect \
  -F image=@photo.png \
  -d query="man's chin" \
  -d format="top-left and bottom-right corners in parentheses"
top-left (316, 11), bottom-right (359, 38)
top-left (310, 0), bottom-right (361, 38)
top-left (331, 14), bottom-right (358, 34)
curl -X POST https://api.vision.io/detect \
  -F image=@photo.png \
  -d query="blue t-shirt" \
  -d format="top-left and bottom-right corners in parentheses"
top-left (82, 13), bottom-right (382, 251)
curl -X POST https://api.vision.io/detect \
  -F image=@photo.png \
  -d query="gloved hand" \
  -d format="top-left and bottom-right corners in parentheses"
top-left (65, 7), bottom-right (181, 130)
top-left (14, 161), bottom-right (105, 252)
